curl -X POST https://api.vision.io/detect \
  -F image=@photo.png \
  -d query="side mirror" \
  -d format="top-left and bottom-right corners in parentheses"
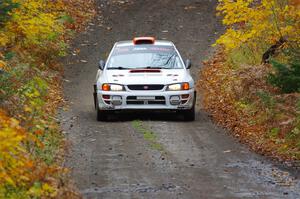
top-left (185, 59), bottom-right (192, 69)
top-left (99, 60), bottom-right (105, 70)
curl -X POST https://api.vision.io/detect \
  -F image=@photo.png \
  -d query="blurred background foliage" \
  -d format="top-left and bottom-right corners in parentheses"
top-left (200, 0), bottom-right (300, 162)
top-left (0, 0), bottom-right (95, 198)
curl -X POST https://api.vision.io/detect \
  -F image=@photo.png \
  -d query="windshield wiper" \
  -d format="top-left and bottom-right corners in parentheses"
top-left (144, 54), bottom-right (177, 69)
top-left (107, 66), bottom-right (131, 70)
top-left (142, 66), bottom-right (165, 69)
top-left (163, 53), bottom-right (176, 66)
top-left (153, 53), bottom-right (176, 69)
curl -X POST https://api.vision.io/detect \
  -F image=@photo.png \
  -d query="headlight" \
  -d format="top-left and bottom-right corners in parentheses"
top-left (110, 84), bottom-right (124, 91)
top-left (167, 83), bottom-right (190, 91)
top-left (101, 84), bottom-right (124, 91)
top-left (168, 83), bottom-right (182, 91)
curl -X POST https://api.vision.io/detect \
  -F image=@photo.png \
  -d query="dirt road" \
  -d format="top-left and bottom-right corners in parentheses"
top-left (61, 0), bottom-right (300, 198)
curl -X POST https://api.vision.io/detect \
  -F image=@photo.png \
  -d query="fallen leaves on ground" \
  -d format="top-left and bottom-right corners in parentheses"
top-left (0, 0), bottom-right (95, 198)
top-left (198, 49), bottom-right (300, 163)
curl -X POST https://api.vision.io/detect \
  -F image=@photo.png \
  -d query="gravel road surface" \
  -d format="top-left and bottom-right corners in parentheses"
top-left (61, 0), bottom-right (300, 198)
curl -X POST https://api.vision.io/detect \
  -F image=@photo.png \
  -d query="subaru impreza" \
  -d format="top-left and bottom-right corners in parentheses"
top-left (93, 37), bottom-right (196, 121)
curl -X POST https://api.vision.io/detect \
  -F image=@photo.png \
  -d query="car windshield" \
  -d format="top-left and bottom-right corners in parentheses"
top-left (106, 45), bottom-right (184, 69)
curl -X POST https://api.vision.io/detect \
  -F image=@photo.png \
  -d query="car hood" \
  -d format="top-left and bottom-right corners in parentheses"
top-left (102, 69), bottom-right (189, 85)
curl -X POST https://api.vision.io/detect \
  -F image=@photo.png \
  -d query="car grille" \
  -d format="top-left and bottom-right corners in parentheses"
top-left (127, 84), bottom-right (164, 91)
top-left (126, 96), bottom-right (166, 105)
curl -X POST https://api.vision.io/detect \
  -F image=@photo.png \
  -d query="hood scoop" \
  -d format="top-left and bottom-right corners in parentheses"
top-left (129, 69), bottom-right (161, 73)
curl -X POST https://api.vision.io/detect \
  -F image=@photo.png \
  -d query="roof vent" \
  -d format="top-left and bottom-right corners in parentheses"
top-left (133, 37), bottom-right (155, 45)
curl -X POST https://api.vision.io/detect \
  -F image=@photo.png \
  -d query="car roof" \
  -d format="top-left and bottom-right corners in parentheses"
top-left (115, 40), bottom-right (174, 47)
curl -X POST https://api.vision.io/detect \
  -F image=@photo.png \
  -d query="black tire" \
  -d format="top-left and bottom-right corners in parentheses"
top-left (93, 85), bottom-right (97, 110)
top-left (182, 106), bottom-right (195, 121)
top-left (96, 97), bottom-right (108, 121)
top-left (181, 92), bottom-right (196, 121)
top-left (97, 108), bottom-right (108, 121)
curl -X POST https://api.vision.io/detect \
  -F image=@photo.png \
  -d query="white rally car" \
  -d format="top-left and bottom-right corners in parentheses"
top-left (93, 37), bottom-right (196, 121)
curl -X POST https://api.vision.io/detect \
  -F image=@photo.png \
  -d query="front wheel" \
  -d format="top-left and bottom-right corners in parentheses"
top-left (96, 97), bottom-right (108, 121)
top-left (181, 92), bottom-right (196, 121)
top-left (97, 108), bottom-right (108, 121)
top-left (181, 106), bottom-right (195, 121)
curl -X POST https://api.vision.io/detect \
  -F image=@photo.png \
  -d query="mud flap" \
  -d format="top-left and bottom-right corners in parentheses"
top-left (93, 84), bottom-right (97, 110)
top-left (193, 91), bottom-right (197, 108)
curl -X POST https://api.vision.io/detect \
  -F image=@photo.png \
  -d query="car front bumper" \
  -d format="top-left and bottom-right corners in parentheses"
top-left (97, 89), bottom-right (196, 111)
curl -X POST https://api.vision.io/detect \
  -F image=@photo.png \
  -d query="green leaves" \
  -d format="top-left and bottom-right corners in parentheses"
top-left (256, 90), bottom-right (276, 109)
top-left (4, 52), bottom-right (15, 60)
top-left (268, 59), bottom-right (300, 93)
top-left (0, 0), bottom-right (19, 26)
top-left (58, 14), bottom-right (74, 24)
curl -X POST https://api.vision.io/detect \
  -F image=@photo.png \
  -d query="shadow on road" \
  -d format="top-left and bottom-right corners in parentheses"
top-left (99, 111), bottom-right (192, 122)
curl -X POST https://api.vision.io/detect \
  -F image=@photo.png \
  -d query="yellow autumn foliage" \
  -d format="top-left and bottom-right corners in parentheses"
top-left (1, 0), bottom-right (65, 47)
top-left (0, 0), bottom-right (95, 198)
top-left (0, 32), bottom-right (9, 46)
top-left (0, 110), bottom-right (30, 187)
top-left (215, 0), bottom-right (300, 52)
top-left (0, 108), bottom-right (58, 198)
top-left (202, 0), bottom-right (300, 162)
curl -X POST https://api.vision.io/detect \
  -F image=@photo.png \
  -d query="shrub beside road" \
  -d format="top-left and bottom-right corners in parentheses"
top-left (199, 0), bottom-right (300, 162)
top-left (0, 1), bottom-right (95, 198)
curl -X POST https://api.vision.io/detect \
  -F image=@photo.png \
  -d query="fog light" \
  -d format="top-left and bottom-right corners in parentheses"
top-left (111, 96), bottom-right (122, 106)
top-left (170, 96), bottom-right (180, 105)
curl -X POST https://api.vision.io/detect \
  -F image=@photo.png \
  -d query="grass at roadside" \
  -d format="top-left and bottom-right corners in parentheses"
top-left (132, 120), bottom-right (164, 151)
